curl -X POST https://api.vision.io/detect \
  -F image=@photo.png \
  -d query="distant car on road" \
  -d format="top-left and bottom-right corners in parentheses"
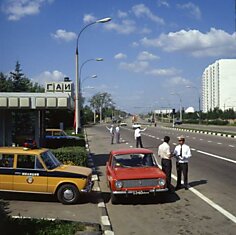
top-left (132, 123), bottom-right (141, 129)
top-left (0, 146), bottom-right (93, 204)
top-left (174, 120), bottom-right (182, 125)
top-left (120, 122), bottom-right (127, 126)
top-left (45, 129), bottom-right (79, 140)
top-left (106, 148), bottom-right (168, 204)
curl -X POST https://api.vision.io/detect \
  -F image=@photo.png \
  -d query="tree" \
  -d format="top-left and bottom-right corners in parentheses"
top-left (0, 72), bottom-right (12, 92)
top-left (9, 61), bottom-right (44, 92)
top-left (89, 92), bottom-right (114, 121)
top-left (89, 92), bottom-right (114, 113)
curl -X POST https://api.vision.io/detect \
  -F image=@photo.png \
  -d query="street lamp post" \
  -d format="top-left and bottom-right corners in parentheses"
top-left (171, 92), bottom-right (182, 122)
top-left (75, 17), bottom-right (111, 134)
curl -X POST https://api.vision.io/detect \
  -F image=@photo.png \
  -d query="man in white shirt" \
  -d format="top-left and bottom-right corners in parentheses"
top-left (134, 126), bottom-right (147, 148)
top-left (173, 135), bottom-right (191, 190)
top-left (115, 125), bottom-right (120, 143)
top-left (158, 136), bottom-right (173, 191)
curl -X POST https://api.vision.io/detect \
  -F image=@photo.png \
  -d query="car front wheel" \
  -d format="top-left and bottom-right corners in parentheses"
top-left (57, 184), bottom-right (79, 204)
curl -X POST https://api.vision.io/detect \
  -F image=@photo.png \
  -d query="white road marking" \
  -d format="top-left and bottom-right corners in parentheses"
top-left (229, 145), bottom-right (234, 147)
top-left (197, 150), bottom-right (236, 164)
top-left (189, 187), bottom-right (236, 224)
top-left (208, 141), bottom-right (212, 143)
top-left (217, 143), bottom-right (222, 145)
top-left (162, 164), bottom-right (236, 224)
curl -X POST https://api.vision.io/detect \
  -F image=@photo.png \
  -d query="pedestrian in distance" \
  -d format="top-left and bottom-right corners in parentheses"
top-left (173, 135), bottom-right (191, 190)
top-left (115, 125), bottom-right (120, 144)
top-left (158, 136), bottom-right (173, 192)
top-left (106, 125), bottom-right (115, 144)
top-left (134, 126), bottom-right (147, 148)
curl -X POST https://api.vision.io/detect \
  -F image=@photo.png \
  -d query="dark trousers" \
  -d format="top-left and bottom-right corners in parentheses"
top-left (136, 136), bottom-right (143, 148)
top-left (161, 159), bottom-right (172, 189)
top-left (176, 162), bottom-right (188, 187)
top-left (111, 134), bottom-right (114, 144)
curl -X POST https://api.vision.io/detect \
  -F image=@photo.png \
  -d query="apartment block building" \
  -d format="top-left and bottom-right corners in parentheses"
top-left (202, 59), bottom-right (236, 112)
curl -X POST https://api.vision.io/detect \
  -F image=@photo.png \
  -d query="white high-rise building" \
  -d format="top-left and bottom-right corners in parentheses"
top-left (202, 59), bottom-right (236, 112)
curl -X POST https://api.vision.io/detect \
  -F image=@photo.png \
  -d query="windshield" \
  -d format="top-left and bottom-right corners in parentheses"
top-left (40, 150), bottom-right (62, 170)
top-left (113, 153), bottom-right (156, 168)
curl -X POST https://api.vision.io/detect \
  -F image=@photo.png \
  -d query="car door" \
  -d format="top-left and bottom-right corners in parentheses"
top-left (0, 153), bottom-right (14, 190)
top-left (13, 154), bottom-right (48, 193)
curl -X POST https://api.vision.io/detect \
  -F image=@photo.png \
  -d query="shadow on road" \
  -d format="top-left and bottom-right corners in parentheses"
top-left (189, 179), bottom-right (207, 187)
top-left (0, 191), bottom-right (101, 205)
top-left (101, 191), bottom-right (180, 205)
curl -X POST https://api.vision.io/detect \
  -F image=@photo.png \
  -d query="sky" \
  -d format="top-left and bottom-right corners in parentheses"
top-left (0, 0), bottom-right (236, 114)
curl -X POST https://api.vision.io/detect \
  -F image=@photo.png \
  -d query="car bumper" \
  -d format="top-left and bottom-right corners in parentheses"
top-left (112, 188), bottom-right (168, 195)
top-left (81, 180), bottom-right (94, 193)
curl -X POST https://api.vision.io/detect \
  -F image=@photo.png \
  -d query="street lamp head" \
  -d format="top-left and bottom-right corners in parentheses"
top-left (96, 58), bottom-right (103, 61)
top-left (91, 75), bottom-right (97, 78)
top-left (96, 17), bottom-right (112, 23)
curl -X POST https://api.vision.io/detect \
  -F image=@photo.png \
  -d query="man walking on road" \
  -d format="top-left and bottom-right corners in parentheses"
top-left (158, 136), bottom-right (173, 192)
top-left (174, 135), bottom-right (191, 190)
top-left (134, 126), bottom-right (147, 148)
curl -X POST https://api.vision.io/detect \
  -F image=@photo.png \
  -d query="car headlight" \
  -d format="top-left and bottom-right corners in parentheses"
top-left (115, 180), bottom-right (123, 189)
top-left (157, 178), bottom-right (166, 186)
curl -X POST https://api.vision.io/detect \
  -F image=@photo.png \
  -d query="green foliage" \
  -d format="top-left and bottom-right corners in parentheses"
top-left (52, 146), bottom-right (87, 166)
top-left (1, 218), bottom-right (96, 235)
top-left (45, 110), bottom-right (74, 130)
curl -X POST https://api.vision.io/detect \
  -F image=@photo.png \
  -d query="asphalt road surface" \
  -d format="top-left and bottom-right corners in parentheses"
top-left (86, 123), bottom-right (236, 235)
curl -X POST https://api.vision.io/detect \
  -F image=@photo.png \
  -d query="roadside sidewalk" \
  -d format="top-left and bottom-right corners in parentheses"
top-left (85, 124), bottom-right (128, 235)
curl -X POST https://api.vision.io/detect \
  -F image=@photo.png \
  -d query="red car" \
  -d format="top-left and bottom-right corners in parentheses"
top-left (106, 148), bottom-right (168, 204)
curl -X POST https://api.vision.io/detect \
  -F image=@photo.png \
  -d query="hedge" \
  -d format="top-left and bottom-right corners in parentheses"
top-left (51, 146), bottom-right (88, 166)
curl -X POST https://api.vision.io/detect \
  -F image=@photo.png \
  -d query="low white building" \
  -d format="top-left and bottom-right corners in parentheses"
top-left (202, 59), bottom-right (236, 112)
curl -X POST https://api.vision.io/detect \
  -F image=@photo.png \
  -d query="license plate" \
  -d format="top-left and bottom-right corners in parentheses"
top-left (132, 191), bottom-right (149, 195)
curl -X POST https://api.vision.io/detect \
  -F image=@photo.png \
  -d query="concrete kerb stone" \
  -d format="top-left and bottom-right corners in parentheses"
top-left (84, 129), bottom-right (114, 235)
top-left (167, 126), bottom-right (236, 139)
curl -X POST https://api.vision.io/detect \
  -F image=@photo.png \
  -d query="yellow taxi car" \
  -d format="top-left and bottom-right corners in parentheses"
top-left (0, 147), bottom-right (93, 204)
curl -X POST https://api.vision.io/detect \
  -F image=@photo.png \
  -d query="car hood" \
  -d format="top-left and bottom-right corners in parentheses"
top-left (57, 165), bottom-right (92, 177)
top-left (113, 167), bottom-right (165, 180)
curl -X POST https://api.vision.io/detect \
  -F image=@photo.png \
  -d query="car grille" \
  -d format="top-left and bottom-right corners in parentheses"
top-left (122, 179), bottom-right (159, 188)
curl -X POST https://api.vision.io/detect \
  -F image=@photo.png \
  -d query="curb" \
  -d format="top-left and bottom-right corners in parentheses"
top-left (165, 126), bottom-right (236, 138)
top-left (84, 131), bottom-right (114, 235)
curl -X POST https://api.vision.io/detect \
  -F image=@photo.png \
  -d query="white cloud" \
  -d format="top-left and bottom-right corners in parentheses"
top-left (117, 10), bottom-right (128, 18)
top-left (114, 53), bottom-right (127, 60)
top-left (32, 70), bottom-right (67, 85)
top-left (177, 2), bottom-right (202, 20)
top-left (120, 61), bottom-right (149, 73)
top-left (132, 4), bottom-right (165, 25)
top-left (141, 28), bottom-right (236, 57)
top-left (2, 0), bottom-right (53, 21)
top-left (146, 68), bottom-right (180, 77)
top-left (104, 19), bottom-right (136, 34)
top-left (157, 0), bottom-right (170, 8)
top-left (83, 14), bottom-right (96, 24)
top-left (137, 51), bottom-right (159, 61)
top-left (51, 29), bottom-right (76, 42)
top-left (131, 42), bottom-right (139, 47)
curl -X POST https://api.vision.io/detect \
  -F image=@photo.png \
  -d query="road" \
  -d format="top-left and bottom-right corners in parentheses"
top-left (86, 123), bottom-right (236, 235)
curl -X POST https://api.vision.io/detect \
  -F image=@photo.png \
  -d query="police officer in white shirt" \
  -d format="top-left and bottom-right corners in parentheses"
top-left (134, 126), bottom-right (147, 148)
top-left (173, 135), bottom-right (191, 190)
top-left (158, 136), bottom-right (173, 191)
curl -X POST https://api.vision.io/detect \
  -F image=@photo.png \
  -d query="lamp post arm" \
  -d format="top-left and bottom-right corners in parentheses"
top-left (76, 21), bottom-right (97, 54)
top-left (79, 59), bottom-right (94, 78)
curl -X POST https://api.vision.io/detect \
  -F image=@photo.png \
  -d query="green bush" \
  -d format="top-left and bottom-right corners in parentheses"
top-left (45, 138), bottom-right (85, 149)
top-left (52, 146), bottom-right (87, 166)
top-left (1, 218), bottom-right (99, 235)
